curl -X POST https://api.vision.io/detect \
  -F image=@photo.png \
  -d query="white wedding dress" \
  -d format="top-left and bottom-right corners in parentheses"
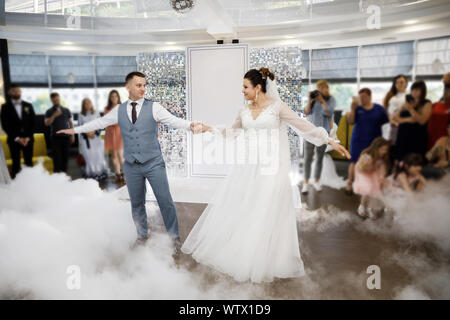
top-left (181, 98), bottom-right (330, 283)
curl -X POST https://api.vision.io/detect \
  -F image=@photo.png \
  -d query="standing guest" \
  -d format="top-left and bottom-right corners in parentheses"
top-left (345, 88), bottom-right (389, 195)
top-left (382, 75), bottom-right (408, 144)
top-left (78, 98), bottom-right (108, 180)
top-left (440, 72), bottom-right (450, 101)
top-left (0, 84), bottom-right (36, 178)
top-left (428, 85), bottom-right (450, 150)
top-left (353, 137), bottom-right (390, 219)
top-left (394, 80), bottom-right (432, 162)
top-left (104, 90), bottom-right (125, 183)
top-left (302, 80), bottom-right (336, 193)
top-left (44, 92), bottom-right (74, 173)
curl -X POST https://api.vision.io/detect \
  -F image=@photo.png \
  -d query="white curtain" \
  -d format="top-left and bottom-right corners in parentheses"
top-left (360, 41), bottom-right (414, 78)
top-left (416, 36), bottom-right (450, 75)
top-left (311, 47), bottom-right (358, 80)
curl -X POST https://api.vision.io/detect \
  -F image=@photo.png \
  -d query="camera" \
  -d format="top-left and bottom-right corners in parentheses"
top-left (310, 90), bottom-right (320, 99)
top-left (405, 94), bottom-right (415, 104)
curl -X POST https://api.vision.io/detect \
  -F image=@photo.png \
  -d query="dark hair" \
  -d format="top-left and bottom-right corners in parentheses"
top-left (410, 80), bottom-right (427, 107)
top-left (9, 83), bottom-right (20, 90)
top-left (394, 153), bottom-right (424, 179)
top-left (358, 88), bottom-right (372, 96)
top-left (81, 98), bottom-right (94, 116)
top-left (244, 68), bottom-right (275, 93)
top-left (384, 74), bottom-right (407, 108)
top-left (105, 90), bottom-right (122, 111)
top-left (125, 71), bottom-right (146, 83)
top-left (50, 92), bottom-right (59, 99)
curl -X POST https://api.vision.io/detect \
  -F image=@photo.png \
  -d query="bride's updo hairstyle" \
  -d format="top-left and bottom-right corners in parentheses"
top-left (244, 68), bottom-right (275, 93)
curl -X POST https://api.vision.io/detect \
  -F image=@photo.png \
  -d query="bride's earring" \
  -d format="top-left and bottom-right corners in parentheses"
top-left (255, 90), bottom-right (259, 102)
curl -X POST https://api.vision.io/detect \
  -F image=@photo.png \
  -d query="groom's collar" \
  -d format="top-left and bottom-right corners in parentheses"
top-left (127, 97), bottom-right (145, 105)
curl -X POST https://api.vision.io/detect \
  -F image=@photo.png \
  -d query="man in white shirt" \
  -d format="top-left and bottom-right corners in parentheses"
top-left (58, 72), bottom-right (207, 253)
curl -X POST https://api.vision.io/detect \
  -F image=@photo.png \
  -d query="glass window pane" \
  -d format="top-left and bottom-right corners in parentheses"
top-left (21, 88), bottom-right (51, 114)
top-left (96, 87), bottom-right (129, 111)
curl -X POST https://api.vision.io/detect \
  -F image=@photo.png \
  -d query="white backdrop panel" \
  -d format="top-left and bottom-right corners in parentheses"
top-left (187, 44), bottom-right (248, 177)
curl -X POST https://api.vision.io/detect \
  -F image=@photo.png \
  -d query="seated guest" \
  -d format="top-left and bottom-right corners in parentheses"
top-left (0, 84), bottom-right (36, 178)
top-left (426, 119), bottom-right (450, 169)
top-left (385, 153), bottom-right (426, 194)
top-left (394, 80), bottom-right (432, 162)
top-left (428, 85), bottom-right (450, 150)
top-left (346, 88), bottom-right (389, 195)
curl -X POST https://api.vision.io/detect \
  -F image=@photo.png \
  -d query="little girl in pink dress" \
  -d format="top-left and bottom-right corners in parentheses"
top-left (353, 137), bottom-right (391, 219)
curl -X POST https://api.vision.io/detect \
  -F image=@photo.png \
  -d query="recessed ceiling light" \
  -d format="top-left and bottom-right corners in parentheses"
top-left (62, 41), bottom-right (74, 45)
top-left (165, 41), bottom-right (176, 45)
top-left (284, 35), bottom-right (296, 39)
top-left (403, 20), bottom-right (418, 25)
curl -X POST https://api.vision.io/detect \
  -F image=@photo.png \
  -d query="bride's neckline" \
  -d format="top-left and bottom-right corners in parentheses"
top-left (247, 99), bottom-right (277, 121)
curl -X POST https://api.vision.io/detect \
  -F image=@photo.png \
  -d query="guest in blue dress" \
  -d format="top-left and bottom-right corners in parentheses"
top-left (345, 88), bottom-right (389, 194)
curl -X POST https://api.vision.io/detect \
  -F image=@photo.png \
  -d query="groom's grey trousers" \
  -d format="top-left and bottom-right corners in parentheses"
top-left (123, 156), bottom-right (179, 239)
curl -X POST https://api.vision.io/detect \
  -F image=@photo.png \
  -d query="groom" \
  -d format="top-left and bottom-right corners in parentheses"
top-left (58, 71), bottom-right (207, 251)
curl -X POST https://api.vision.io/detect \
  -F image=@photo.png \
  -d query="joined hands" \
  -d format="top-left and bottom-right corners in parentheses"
top-left (190, 122), bottom-right (212, 134)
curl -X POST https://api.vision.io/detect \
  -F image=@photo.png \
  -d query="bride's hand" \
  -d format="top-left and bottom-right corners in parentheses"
top-left (328, 140), bottom-right (351, 159)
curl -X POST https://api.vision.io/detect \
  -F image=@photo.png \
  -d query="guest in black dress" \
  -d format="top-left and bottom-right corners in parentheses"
top-left (394, 80), bottom-right (432, 162)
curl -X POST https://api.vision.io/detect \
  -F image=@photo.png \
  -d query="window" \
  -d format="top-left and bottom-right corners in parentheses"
top-left (21, 88), bottom-right (51, 114)
top-left (96, 87), bottom-right (129, 111)
top-left (329, 83), bottom-right (358, 111)
top-left (53, 88), bottom-right (97, 114)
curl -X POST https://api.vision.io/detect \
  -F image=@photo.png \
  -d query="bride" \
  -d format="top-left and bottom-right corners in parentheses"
top-left (181, 68), bottom-right (350, 282)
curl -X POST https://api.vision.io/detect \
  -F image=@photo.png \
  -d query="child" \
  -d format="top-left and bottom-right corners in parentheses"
top-left (353, 137), bottom-right (391, 219)
top-left (387, 153), bottom-right (426, 193)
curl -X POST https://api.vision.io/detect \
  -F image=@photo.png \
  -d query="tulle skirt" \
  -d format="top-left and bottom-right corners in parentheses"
top-left (353, 169), bottom-right (383, 197)
top-left (181, 162), bottom-right (305, 283)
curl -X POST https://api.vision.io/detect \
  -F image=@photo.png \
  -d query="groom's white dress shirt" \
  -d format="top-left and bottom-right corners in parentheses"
top-left (74, 98), bottom-right (191, 134)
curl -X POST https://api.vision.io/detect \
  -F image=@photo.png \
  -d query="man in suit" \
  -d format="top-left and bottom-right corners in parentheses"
top-left (57, 71), bottom-right (209, 252)
top-left (0, 84), bottom-right (36, 178)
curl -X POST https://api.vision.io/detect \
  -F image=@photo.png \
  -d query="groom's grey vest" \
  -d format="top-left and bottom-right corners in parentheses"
top-left (118, 99), bottom-right (162, 164)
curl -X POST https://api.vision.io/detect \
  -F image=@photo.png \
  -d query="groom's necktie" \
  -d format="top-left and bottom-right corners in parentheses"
top-left (131, 102), bottom-right (137, 124)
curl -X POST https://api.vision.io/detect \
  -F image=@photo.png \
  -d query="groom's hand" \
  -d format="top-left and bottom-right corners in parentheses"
top-left (190, 122), bottom-right (212, 134)
top-left (56, 128), bottom-right (75, 135)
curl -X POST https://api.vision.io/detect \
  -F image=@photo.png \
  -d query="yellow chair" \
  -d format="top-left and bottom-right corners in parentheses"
top-left (330, 113), bottom-right (354, 160)
top-left (1, 133), bottom-right (54, 173)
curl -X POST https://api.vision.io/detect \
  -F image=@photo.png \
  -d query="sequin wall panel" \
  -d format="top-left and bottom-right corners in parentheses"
top-left (250, 46), bottom-right (304, 160)
top-left (138, 46), bottom-right (304, 176)
top-left (138, 52), bottom-right (188, 177)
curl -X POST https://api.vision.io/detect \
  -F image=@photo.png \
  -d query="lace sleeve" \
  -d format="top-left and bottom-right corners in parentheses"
top-left (278, 101), bottom-right (330, 146)
top-left (212, 106), bottom-right (244, 136)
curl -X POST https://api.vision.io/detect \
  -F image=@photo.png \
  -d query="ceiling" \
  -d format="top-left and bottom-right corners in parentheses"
top-left (1, 0), bottom-right (450, 55)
